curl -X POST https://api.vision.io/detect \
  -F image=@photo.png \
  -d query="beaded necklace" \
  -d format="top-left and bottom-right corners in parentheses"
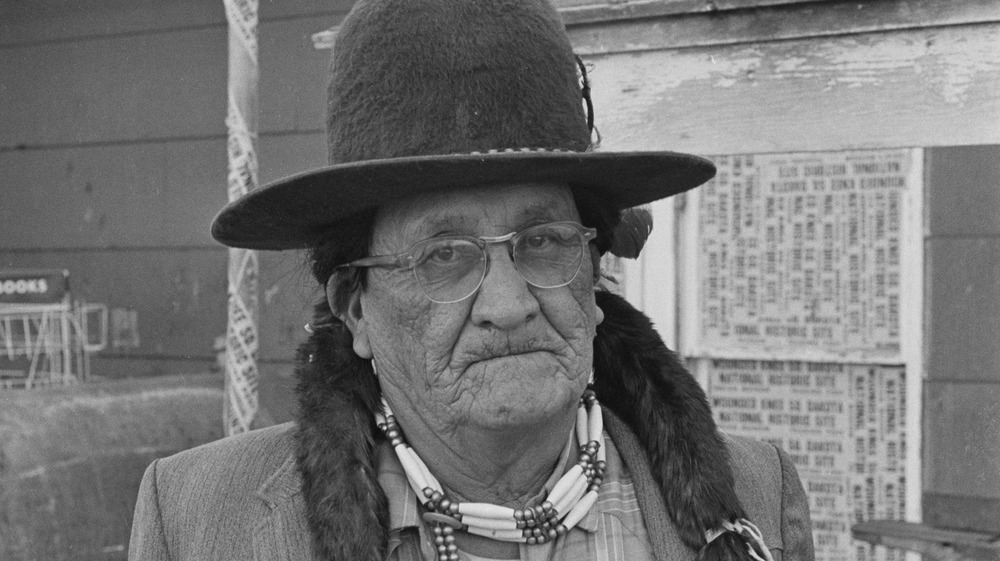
top-left (375, 389), bottom-right (607, 561)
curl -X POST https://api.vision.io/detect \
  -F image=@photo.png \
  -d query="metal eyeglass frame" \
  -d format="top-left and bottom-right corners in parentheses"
top-left (335, 221), bottom-right (598, 303)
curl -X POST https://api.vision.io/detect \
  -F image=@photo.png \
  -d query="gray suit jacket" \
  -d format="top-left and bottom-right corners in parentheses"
top-left (128, 422), bottom-right (813, 561)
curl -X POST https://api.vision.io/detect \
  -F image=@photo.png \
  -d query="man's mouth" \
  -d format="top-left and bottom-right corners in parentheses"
top-left (476, 349), bottom-right (545, 361)
top-left (457, 346), bottom-right (555, 370)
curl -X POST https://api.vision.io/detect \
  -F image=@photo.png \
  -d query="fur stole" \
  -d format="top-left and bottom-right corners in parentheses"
top-left (294, 291), bottom-right (748, 560)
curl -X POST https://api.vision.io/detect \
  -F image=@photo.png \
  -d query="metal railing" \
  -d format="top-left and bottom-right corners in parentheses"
top-left (0, 301), bottom-right (107, 389)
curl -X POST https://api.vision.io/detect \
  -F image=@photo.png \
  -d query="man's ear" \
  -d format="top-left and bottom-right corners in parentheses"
top-left (590, 245), bottom-right (602, 284)
top-left (589, 246), bottom-right (605, 326)
top-left (326, 275), bottom-right (373, 359)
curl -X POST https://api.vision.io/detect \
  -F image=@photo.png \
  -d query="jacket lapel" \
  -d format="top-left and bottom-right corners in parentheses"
top-left (252, 454), bottom-right (317, 561)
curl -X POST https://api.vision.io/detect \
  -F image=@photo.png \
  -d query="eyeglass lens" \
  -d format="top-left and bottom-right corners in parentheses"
top-left (411, 223), bottom-right (587, 303)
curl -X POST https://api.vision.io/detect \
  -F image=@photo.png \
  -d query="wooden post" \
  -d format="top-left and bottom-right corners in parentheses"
top-left (223, 0), bottom-right (259, 436)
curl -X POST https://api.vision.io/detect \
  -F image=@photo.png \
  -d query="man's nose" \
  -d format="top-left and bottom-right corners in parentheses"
top-left (469, 245), bottom-right (540, 329)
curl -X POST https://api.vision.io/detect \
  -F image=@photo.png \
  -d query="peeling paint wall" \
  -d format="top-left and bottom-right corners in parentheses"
top-left (580, 23), bottom-right (1000, 154)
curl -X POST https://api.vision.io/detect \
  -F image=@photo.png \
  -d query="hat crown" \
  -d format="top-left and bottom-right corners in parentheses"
top-left (327, 0), bottom-right (591, 164)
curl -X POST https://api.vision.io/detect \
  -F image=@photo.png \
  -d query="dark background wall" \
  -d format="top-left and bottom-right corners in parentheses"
top-left (0, 0), bottom-right (357, 421)
top-left (0, 375), bottom-right (225, 559)
top-left (923, 145), bottom-right (1000, 531)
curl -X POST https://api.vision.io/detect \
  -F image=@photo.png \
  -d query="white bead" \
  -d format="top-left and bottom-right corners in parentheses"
top-left (461, 515), bottom-right (518, 531)
top-left (588, 402), bottom-right (603, 444)
top-left (546, 464), bottom-right (583, 507)
top-left (401, 468), bottom-right (426, 505)
top-left (553, 472), bottom-right (588, 517)
top-left (457, 502), bottom-right (516, 520)
top-left (395, 444), bottom-right (429, 489)
top-left (561, 490), bottom-right (599, 530)
top-left (405, 446), bottom-right (443, 494)
top-left (576, 404), bottom-right (588, 448)
top-left (465, 526), bottom-right (526, 542)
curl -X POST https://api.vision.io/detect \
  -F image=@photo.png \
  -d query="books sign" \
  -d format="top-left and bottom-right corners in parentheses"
top-left (0, 270), bottom-right (68, 305)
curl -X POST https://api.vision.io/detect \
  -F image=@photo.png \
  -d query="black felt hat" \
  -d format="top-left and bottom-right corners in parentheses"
top-left (212, 0), bottom-right (715, 250)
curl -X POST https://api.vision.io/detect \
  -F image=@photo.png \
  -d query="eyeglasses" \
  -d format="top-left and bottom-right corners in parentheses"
top-left (337, 221), bottom-right (597, 303)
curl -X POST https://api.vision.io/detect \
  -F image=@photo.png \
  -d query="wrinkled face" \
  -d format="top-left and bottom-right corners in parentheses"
top-left (348, 183), bottom-right (603, 433)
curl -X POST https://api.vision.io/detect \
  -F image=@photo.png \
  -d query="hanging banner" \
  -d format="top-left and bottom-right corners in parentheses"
top-left (223, 0), bottom-right (259, 436)
top-left (697, 150), bottom-right (912, 357)
top-left (701, 358), bottom-right (907, 561)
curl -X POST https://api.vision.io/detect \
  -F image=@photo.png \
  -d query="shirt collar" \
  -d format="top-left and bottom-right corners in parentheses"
top-left (377, 442), bottom-right (424, 532)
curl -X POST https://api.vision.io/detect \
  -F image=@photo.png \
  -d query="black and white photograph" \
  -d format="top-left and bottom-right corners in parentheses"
top-left (1, 1), bottom-right (998, 560)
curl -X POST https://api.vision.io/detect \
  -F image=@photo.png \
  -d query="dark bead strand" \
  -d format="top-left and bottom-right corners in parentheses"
top-left (432, 525), bottom-right (459, 561)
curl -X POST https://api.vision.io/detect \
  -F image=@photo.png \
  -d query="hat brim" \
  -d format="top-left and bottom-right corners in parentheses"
top-left (212, 151), bottom-right (715, 250)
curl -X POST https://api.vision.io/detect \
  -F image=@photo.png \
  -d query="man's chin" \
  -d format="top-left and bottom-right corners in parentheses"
top-left (468, 390), bottom-right (579, 431)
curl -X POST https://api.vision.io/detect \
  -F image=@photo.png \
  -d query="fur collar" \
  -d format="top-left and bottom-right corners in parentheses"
top-left (294, 291), bottom-right (747, 560)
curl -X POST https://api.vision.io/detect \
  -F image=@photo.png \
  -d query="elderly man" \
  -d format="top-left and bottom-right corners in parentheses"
top-left (129, 1), bottom-right (814, 560)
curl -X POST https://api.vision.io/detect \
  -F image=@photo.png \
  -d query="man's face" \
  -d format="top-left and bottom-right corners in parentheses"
top-left (348, 183), bottom-right (603, 434)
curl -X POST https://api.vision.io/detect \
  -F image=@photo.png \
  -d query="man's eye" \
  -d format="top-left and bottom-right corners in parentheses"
top-left (428, 246), bottom-right (456, 262)
top-left (525, 234), bottom-right (553, 248)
